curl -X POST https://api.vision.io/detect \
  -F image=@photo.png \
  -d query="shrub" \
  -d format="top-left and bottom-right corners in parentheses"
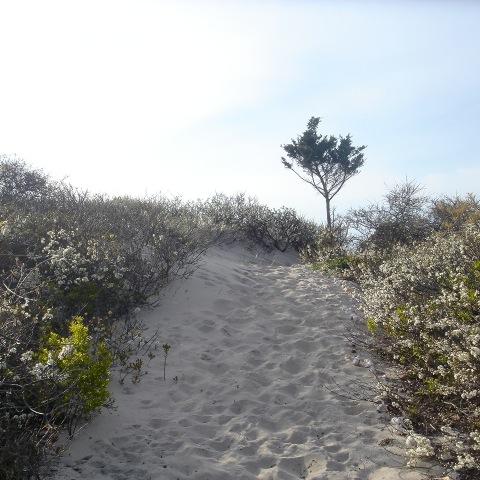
top-left (431, 193), bottom-right (480, 232)
top-left (0, 156), bottom-right (51, 205)
top-left (38, 316), bottom-right (112, 431)
top-left (300, 216), bottom-right (359, 278)
top-left (349, 181), bottom-right (432, 250)
top-left (248, 206), bottom-right (317, 252)
top-left (1, 292), bottom-right (61, 480)
top-left (202, 193), bottom-right (318, 252)
top-left (0, 300), bottom-right (112, 479)
top-left (358, 225), bottom-right (480, 477)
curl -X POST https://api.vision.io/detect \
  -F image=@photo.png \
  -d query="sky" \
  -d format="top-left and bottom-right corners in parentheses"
top-left (0, 0), bottom-right (479, 223)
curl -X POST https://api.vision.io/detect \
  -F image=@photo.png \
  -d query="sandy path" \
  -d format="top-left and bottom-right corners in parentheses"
top-left (52, 244), bottom-right (423, 480)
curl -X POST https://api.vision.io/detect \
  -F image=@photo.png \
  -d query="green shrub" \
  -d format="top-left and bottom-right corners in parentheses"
top-left (38, 316), bottom-right (112, 417)
top-left (366, 318), bottom-right (378, 333)
top-left (310, 255), bottom-right (357, 280)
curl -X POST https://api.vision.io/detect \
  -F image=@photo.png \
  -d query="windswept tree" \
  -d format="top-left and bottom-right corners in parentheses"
top-left (281, 117), bottom-right (366, 230)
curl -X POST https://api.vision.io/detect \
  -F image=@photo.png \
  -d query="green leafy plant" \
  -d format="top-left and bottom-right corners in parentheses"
top-left (366, 318), bottom-right (378, 334)
top-left (39, 316), bottom-right (112, 422)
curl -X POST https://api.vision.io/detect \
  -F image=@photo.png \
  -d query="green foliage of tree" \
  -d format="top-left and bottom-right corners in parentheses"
top-left (281, 117), bottom-right (366, 230)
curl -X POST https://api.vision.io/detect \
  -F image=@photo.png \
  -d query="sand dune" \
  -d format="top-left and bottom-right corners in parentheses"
top-left (51, 244), bottom-right (425, 480)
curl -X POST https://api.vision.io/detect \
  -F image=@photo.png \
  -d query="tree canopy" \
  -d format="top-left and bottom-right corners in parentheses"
top-left (282, 117), bottom-right (366, 229)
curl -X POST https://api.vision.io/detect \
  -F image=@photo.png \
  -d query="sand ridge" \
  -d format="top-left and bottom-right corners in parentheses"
top-left (52, 244), bottom-right (424, 480)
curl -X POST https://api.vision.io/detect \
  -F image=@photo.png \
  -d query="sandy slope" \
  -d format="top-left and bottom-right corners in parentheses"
top-left (52, 244), bottom-right (425, 480)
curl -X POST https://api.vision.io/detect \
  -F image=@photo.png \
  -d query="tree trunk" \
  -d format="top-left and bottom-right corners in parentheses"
top-left (325, 196), bottom-right (332, 231)
top-left (325, 196), bottom-right (334, 247)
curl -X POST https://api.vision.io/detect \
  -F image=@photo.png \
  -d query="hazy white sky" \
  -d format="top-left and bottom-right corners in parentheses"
top-left (1, 0), bottom-right (479, 222)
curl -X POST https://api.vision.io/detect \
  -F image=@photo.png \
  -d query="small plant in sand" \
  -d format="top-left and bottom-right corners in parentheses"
top-left (162, 343), bottom-right (171, 381)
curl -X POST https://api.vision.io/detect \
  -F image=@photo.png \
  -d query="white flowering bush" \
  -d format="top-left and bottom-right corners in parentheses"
top-left (1, 301), bottom-right (49, 479)
top-left (359, 225), bottom-right (480, 478)
top-left (0, 195), bottom-right (213, 321)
